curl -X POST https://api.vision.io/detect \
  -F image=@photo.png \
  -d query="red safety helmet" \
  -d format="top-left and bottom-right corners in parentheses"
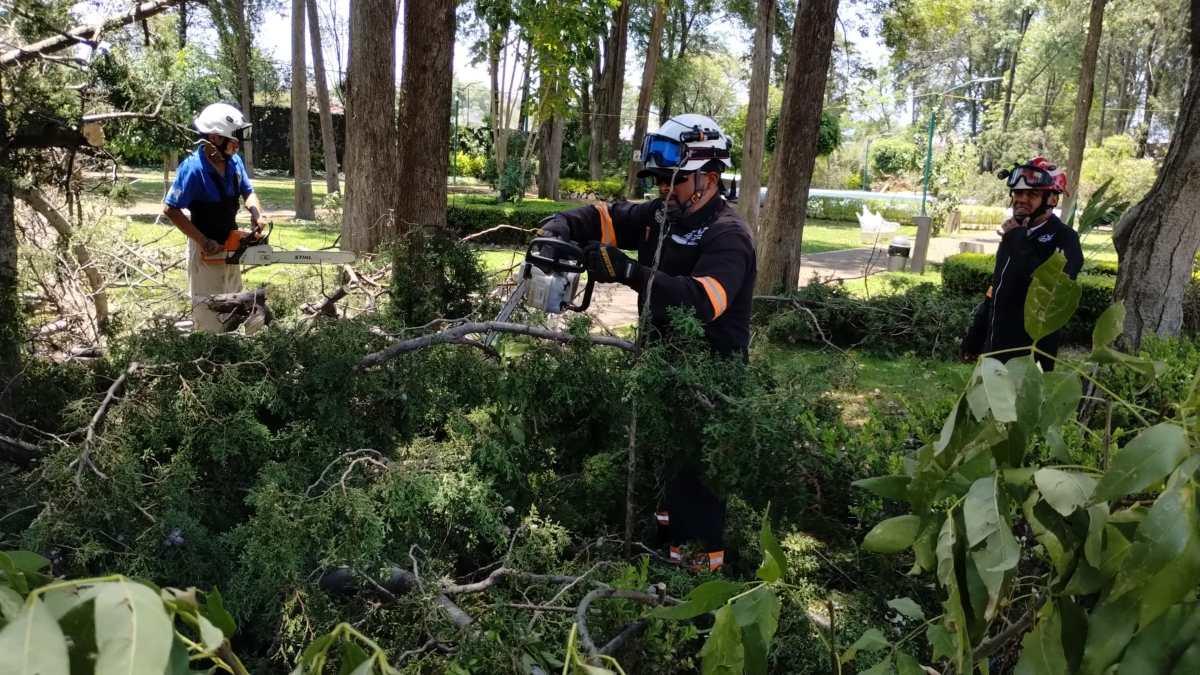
top-left (998, 157), bottom-right (1067, 194)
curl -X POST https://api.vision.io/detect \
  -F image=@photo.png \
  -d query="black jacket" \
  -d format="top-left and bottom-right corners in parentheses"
top-left (984, 215), bottom-right (1084, 363)
top-left (555, 197), bottom-right (757, 356)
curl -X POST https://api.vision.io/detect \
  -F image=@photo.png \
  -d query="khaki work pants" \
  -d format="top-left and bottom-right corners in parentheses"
top-left (188, 239), bottom-right (261, 334)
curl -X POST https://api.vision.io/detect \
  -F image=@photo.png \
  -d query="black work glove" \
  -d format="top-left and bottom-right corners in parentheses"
top-left (538, 215), bottom-right (572, 241)
top-left (584, 242), bottom-right (641, 285)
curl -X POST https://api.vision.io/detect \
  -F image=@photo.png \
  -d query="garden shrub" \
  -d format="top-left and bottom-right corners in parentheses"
top-left (870, 136), bottom-right (920, 176)
top-left (445, 194), bottom-right (571, 244)
top-left (389, 227), bottom-right (489, 327)
top-left (560, 177), bottom-right (625, 201)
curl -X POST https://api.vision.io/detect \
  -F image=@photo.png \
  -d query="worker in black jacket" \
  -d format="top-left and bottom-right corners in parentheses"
top-left (962, 157), bottom-right (1083, 370)
top-left (539, 114), bottom-right (756, 571)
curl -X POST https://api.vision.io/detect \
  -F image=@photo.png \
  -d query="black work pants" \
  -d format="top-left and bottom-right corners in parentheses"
top-left (660, 468), bottom-right (725, 550)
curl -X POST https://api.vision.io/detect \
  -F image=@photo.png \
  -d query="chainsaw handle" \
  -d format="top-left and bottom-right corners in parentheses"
top-left (566, 278), bottom-right (594, 313)
top-left (525, 237), bottom-right (586, 274)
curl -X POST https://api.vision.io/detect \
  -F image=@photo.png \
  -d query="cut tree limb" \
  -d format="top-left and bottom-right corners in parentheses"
top-left (357, 321), bottom-right (636, 369)
top-left (0, 432), bottom-right (43, 467)
top-left (1, 0), bottom-right (191, 68)
top-left (71, 361), bottom-right (139, 485)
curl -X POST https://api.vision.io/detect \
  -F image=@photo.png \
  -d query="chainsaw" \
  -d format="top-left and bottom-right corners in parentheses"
top-left (484, 236), bottom-right (594, 347)
top-left (201, 222), bottom-right (356, 266)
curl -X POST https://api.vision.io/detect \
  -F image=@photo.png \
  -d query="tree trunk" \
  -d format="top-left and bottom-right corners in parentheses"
top-left (232, 0), bottom-right (255, 176)
top-left (753, 0), bottom-right (839, 294)
top-left (1098, 47), bottom-right (1111, 142)
top-left (580, 64), bottom-right (593, 142)
top-left (604, 0), bottom-right (631, 162)
top-left (178, 1), bottom-right (188, 47)
top-left (737, 0), bottom-right (774, 232)
top-left (0, 168), bottom-right (17, 391)
top-left (589, 38), bottom-right (605, 180)
top-left (1062, 0), bottom-right (1106, 219)
top-left (1135, 37), bottom-right (1158, 158)
top-left (1115, 50), bottom-right (1134, 133)
top-left (307, 0), bottom-right (340, 194)
top-left (1113, 33), bottom-right (1200, 347)
top-left (624, 0), bottom-right (668, 199)
top-left (395, 0), bottom-right (455, 231)
top-left (291, 0), bottom-right (316, 220)
top-left (342, 0), bottom-right (398, 252)
top-left (1001, 10), bottom-right (1032, 133)
top-left (537, 114), bottom-right (564, 200)
top-left (517, 57), bottom-right (532, 134)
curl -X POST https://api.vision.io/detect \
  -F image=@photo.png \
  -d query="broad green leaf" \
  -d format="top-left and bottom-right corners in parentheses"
top-left (1131, 482), bottom-right (1196, 575)
top-left (1034, 469), bottom-right (1096, 517)
top-left (1025, 252), bottom-right (1081, 342)
top-left (1013, 602), bottom-right (1067, 675)
top-left (1040, 371), bottom-right (1082, 433)
top-left (886, 597), bottom-right (924, 621)
top-left (299, 632), bottom-right (335, 667)
top-left (337, 640), bottom-right (370, 675)
top-left (1092, 303), bottom-right (1125, 352)
top-left (42, 585), bottom-right (100, 622)
top-left (1001, 467), bottom-right (1037, 485)
top-left (3, 551), bottom-right (50, 575)
top-left (1003, 356), bottom-right (1044, 465)
top-left (699, 605), bottom-right (744, 675)
top-left (840, 628), bottom-right (889, 664)
top-left (347, 655), bottom-right (378, 675)
top-left (980, 358), bottom-right (1017, 422)
top-left (1136, 534), bottom-right (1200, 628)
top-left (201, 588), bottom-right (236, 637)
top-left (1118, 603), bottom-right (1199, 675)
top-left (197, 615), bottom-right (224, 653)
top-left (651, 580), bottom-right (744, 620)
top-left (0, 586), bottom-right (21, 620)
top-left (963, 476), bottom-right (1001, 547)
top-left (1093, 423), bottom-right (1189, 501)
top-left (1023, 494), bottom-right (1072, 578)
top-left (1170, 639), bottom-right (1200, 675)
top-left (731, 586), bottom-right (780, 675)
top-left (1091, 346), bottom-right (1160, 378)
top-left (0, 553), bottom-right (27, 595)
top-left (1061, 597), bottom-right (1088, 674)
top-left (927, 624), bottom-right (955, 662)
top-left (756, 508), bottom-right (788, 583)
top-left (862, 515), bottom-right (921, 554)
top-left (165, 637), bottom-right (190, 675)
top-left (895, 651), bottom-right (924, 675)
top-left (1080, 595), bottom-right (1137, 675)
top-left (966, 381), bottom-right (990, 421)
top-left (971, 526), bottom-right (1018, 621)
top-left (852, 475), bottom-right (911, 501)
top-left (93, 579), bottom-right (173, 675)
top-left (0, 599), bottom-right (70, 675)
top-left (1084, 504), bottom-right (1108, 569)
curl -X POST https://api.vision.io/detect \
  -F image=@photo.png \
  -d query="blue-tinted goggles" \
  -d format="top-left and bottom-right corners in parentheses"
top-left (642, 135), bottom-right (686, 168)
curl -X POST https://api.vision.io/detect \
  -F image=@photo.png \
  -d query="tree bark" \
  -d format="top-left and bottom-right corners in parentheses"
top-left (307, 0), bottom-right (340, 194)
top-left (604, 0), bottom-right (631, 162)
top-left (342, 0), bottom-right (398, 252)
top-left (1001, 10), bottom-right (1032, 133)
top-left (291, 0), bottom-right (316, 220)
top-left (178, 1), bottom-right (188, 47)
top-left (1113, 40), bottom-right (1200, 347)
top-left (753, 0), bottom-right (839, 294)
top-left (537, 114), bottom-right (564, 200)
top-left (1135, 36), bottom-right (1159, 159)
top-left (737, 0), bottom-right (774, 232)
top-left (232, 0), bottom-right (256, 176)
top-left (1098, 47), bottom-right (1111, 142)
top-left (0, 169), bottom-right (17, 392)
top-left (624, 0), bottom-right (668, 199)
top-left (589, 38), bottom-right (605, 180)
top-left (395, 0), bottom-right (455, 231)
top-left (1061, 0), bottom-right (1106, 219)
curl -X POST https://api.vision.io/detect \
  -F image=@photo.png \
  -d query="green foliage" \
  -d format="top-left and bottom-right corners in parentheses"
top-left (854, 256), bottom-right (1200, 674)
top-left (560, 178), bottom-right (625, 201)
top-left (765, 110), bottom-right (840, 157)
top-left (804, 196), bottom-right (919, 224)
top-left (1080, 135), bottom-right (1159, 205)
top-left (1065, 178), bottom-right (1130, 235)
top-left (445, 195), bottom-right (573, 244)
top-left (759, 280), bottom-right (980, 360)
top-left (452, 152), bottom-right (488, 180)
top-left (870, 136), bottom-right (921, 177)
top-left (388, 227), bottom-right (490, 327)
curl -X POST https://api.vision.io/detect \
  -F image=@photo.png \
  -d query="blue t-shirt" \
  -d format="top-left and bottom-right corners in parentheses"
top-left (165, 147), bottom-right (253, 210)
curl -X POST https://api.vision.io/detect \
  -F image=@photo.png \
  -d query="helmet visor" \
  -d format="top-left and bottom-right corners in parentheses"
top-left (642, 134), bottom-right (686, 169)
top-left (1003, 164), bottom-right (1055, 189)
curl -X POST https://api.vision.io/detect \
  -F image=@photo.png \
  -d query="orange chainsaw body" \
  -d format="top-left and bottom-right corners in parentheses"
top-left (201, 229), bottom-right (259, 265)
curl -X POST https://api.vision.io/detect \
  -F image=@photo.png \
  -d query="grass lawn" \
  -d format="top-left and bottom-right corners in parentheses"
top-left (802, 220), bottom-right (919, 254)
top-left (119, 169), bottom-right (333, 212)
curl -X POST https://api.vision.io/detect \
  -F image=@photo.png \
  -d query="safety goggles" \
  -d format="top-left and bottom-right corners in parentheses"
top-left (640, 132), bottom-right (727, 169)
top-left (999, 163), bottom-right (1056, 190)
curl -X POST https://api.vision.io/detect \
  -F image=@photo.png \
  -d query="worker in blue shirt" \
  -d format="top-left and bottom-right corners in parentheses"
top-left (162, 103), bottom-right (264, 333)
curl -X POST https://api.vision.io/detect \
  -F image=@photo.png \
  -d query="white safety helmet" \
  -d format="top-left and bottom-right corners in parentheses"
top-left (637, 113), bottom-right (733, 179)
top-left (193, 103), bottom-right (252, 142)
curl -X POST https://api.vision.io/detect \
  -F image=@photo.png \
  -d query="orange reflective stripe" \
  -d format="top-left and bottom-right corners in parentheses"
top-left (593, 202), bottom-right (617, 246)
top-left (694, 276), bottom-right (728, 319)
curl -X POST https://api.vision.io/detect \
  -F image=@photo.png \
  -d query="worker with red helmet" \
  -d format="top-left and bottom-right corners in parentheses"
top-left (962, 157), bottom-right (1083, 370)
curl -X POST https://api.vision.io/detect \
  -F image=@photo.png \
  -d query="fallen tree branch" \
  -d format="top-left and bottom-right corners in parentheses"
top-left (459, 224), bottom-right (540, 242)
top-left (0, 433), bottom-right (44, 467)
top-left (1, 0), bottom-right (190, 68)
top-left (575, 587), bottom-right (675, 657)
top-left (71, 361), bottom-right (139, 485)
top-left (358, 321), bottom-right (636, 369)
top-left (199, 288), bottom-right (271, 332)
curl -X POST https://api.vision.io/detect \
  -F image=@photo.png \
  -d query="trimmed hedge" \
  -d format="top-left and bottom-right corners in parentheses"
top-left (445, 195), bottom-right (576, 244)
top-left (940, 253), bottom-right (1117, 345)
top-left (560, 178), bottom-right (625, 201)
